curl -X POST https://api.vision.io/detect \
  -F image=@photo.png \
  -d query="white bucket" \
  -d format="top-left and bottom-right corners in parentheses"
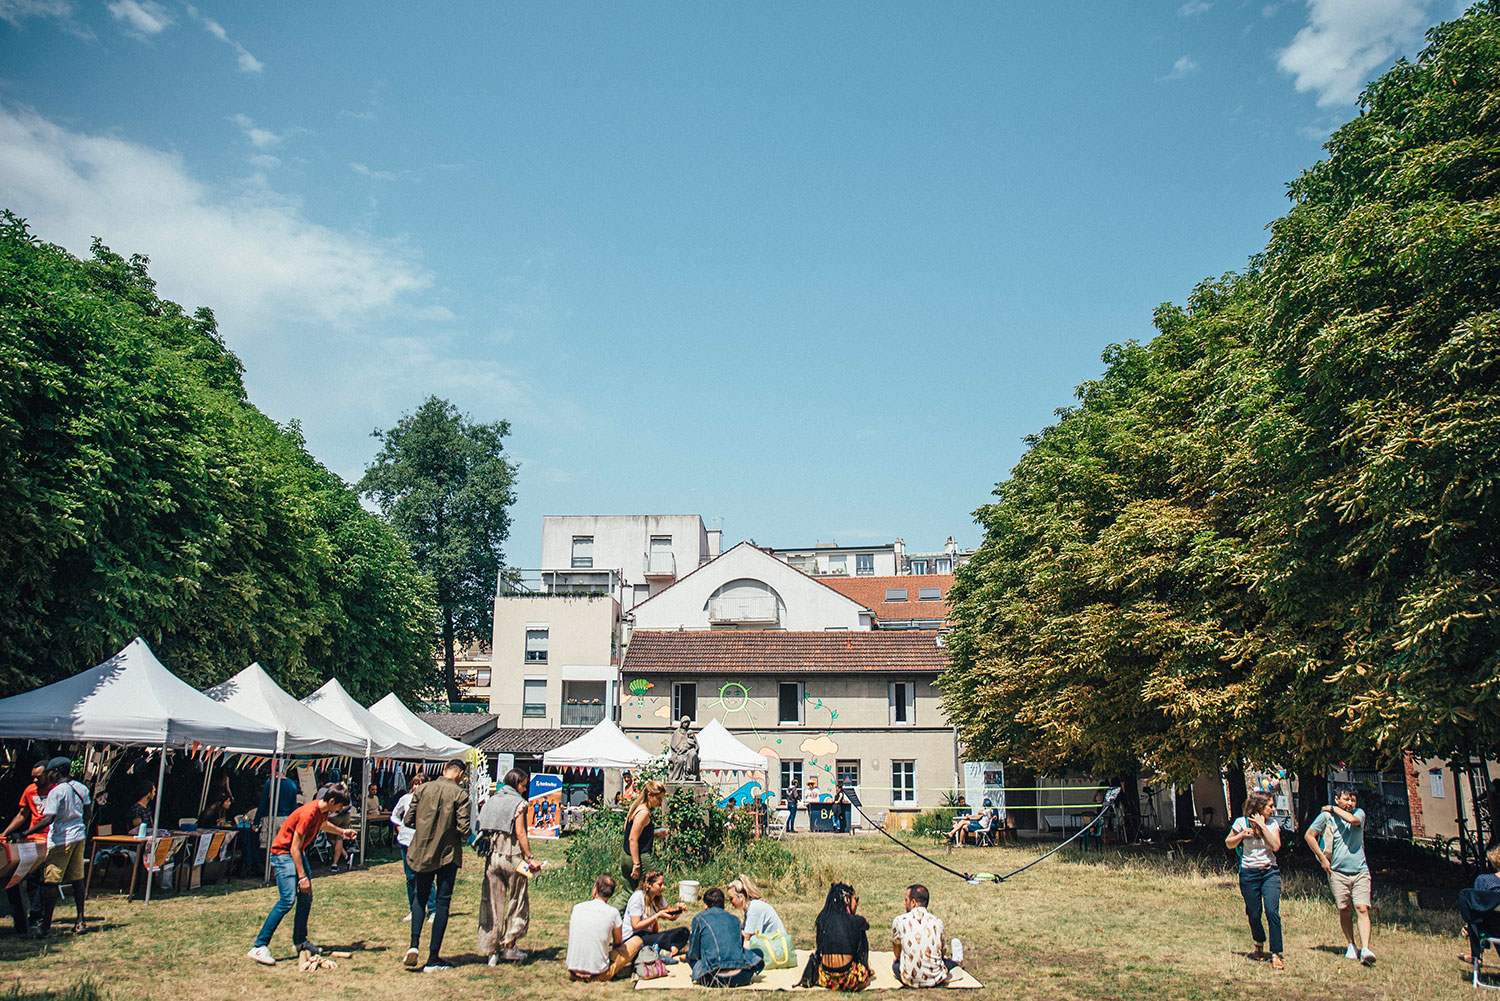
top-left (678, 880), bottom-right (700, 903)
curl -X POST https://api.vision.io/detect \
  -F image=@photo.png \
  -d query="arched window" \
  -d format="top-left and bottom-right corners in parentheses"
top-left (705, 578), bottom-right (783, 625)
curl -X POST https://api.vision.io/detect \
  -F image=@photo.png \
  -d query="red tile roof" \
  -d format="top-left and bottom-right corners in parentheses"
top-left (621, 629), bottom-right (949, 675)
top-left (816, 575), bottom-right (953, 624)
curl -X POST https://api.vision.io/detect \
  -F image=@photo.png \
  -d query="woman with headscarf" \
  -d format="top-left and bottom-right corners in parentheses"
top-left (477, 769), bottom-right (538, 965)
top-left (799, 882), bottom-right (870, 991)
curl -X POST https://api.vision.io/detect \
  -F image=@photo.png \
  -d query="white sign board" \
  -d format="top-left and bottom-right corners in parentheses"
top-left (962, 761), bottom-right (1006, 818)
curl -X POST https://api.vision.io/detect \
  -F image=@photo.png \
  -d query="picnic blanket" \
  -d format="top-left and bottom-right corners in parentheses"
top-left (634, 951), bottom-right (983, 991)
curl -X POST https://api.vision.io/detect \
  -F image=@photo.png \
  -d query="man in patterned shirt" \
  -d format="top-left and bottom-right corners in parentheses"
top-left (891, 884), bottom-right (950, 987)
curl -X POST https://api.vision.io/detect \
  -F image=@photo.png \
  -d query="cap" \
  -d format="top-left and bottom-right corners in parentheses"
top-left (982, 799), bottom-right (992, 807)
top-left (47, 756), bottom-right (72, 774)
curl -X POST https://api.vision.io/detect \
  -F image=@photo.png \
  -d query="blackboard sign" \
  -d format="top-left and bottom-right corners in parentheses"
top-left (805, 802), bottom-right (852, 833)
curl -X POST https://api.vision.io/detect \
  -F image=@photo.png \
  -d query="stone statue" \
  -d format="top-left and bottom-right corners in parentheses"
top-left (667, 716), bottom-right (700, 783)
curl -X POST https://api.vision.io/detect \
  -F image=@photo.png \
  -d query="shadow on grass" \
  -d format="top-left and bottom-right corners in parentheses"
top-left (2, 975), bottom-right (106, 1001)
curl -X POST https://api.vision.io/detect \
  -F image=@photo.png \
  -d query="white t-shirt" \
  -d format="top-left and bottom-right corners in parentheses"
top-left (1232, 816), bottom-right (1275, 869)
top-left (743, 898), bottom-right (784, 937)
top-left (43, 780), bottom-right (89, 848)
top-left (391, 792), bottom-right (416, 847)
top-left (622, 889), bottom-right (651, 942)
top-left (567, 897), bottom-right (623, 975)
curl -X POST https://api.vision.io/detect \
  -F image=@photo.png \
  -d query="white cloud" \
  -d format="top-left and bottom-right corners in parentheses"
top-left (185, 4), bottom-right (263, 73)
top-left (108, 0), bottom-right (170, 36)
top-left (1178, 1), bottom-right (1213, 15)
top-left (339, 109), bottom-right (378, 122)
top-left (1160, 55), bottom-right (1201, 82)
top-left (1277, 0), bottom-right (1432, 107)
top-left (350, 162), bottom-right (402, 182)
top-left (246, 153), bottom-right (280, 170)
top-left (0, 0), bottom-right (81, 32)
top-left (230, 113), bottom-right (283, 149)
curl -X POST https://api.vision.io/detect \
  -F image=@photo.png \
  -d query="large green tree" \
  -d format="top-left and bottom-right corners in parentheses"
top-left (359, 397), bottom-right (517, 702)
top-left (0, 214), bottom-right (436, 700)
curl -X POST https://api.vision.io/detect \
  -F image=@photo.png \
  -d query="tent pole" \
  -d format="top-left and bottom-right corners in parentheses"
top-left (144, 738), bottom-right (168, 905)
top-left (359, 755), bottom-right (370, 869)
top-left (264, 736), bottom-right (285, 886)
top-left (197, 749), bottom-right (218, 817)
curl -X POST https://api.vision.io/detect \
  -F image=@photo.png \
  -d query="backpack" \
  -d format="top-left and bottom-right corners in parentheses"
top-left (634, 944), bottom-right (668, 980)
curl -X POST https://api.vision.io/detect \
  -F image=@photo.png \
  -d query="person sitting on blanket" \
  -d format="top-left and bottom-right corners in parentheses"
top-left (892, 884), bottom-right (952, 988)
top-left (623, 869), bottom-right (689, 957)
top-left (687, 887), bottom-right (766, 987)
top-left (800, 882), bottom-right (872, 991)
top-left (727, 874), bottom-right (784, 943)
top-left (566, 874), bottom-right (643, 982)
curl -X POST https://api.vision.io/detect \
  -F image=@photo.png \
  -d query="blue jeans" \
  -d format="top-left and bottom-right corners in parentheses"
top-left (697, 968), bottom-right (758, 988)
top-left (1239, 866), bottom-right (1283, 955)
top-left (400, 846), bottom-right (437, 914)
top-left (254, 853), bottom-right (310, 949)
top-left (786, 805), bottom-right (797, 833)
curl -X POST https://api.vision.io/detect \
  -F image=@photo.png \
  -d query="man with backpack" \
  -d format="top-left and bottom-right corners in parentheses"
top-left (16, 757), bottom-right (90, 937)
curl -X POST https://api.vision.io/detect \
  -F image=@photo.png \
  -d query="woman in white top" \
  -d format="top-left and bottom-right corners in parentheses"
top-left (1225, 790), bottom-right (1284, 970)
top-left (622, 869), bottom-right (689, 956)
top-left (727, 874), bottom-right (784, 943)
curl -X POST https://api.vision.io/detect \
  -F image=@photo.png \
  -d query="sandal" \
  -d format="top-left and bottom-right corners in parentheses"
top-left (72, 920), bottom-right (86, 935)
top-left (1271, 955), bottom-right (1284, 971)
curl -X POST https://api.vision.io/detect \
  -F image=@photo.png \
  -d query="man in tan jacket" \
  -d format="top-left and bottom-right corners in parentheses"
top-left (404, 759), bottom-right (471, 973)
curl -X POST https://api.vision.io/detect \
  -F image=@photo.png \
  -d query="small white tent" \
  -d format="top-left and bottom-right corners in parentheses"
top-left (696, 719), bottom-right (768, 773)
top-left (205, 664), bottom-right (369, 758)
top-left (543, 719), bottom-right (653, 769)
top-left (369, 693), bottom-right (471, 758)
top-left (0, 637), bottom-right (277, 752)
top-left (300, 678), bottom-right (430, 760)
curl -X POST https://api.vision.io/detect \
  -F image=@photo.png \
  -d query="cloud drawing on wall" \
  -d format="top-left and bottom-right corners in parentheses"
top-left (758, 746), bottom-right (781, 762)
top-left (799, 734), bottom-right (839, 757)
top-left (653, 705), bottom-right (671, 719)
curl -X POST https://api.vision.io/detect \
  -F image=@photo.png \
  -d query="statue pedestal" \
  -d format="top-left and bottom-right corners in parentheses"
top-left (671, 781), bottom-right (715, 805)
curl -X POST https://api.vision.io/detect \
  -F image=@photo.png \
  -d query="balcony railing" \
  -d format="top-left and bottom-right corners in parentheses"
top-left (498, 568), bottom-right (624, 601)
top-left (643, 551), bottom-right (676, 578)
top-left (561, 703), bottom-right (607, 727)
top-left (707, 594), bottom-right (779, 624)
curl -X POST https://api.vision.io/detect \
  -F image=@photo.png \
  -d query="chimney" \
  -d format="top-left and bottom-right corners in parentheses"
top-left (945, 536), bottom-right (957, 556)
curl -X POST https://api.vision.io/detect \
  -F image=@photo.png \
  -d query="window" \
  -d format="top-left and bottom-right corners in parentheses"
top-left (523, 678), bottom-right (546, 717)
top-left (476, 668), bottom-right (491, 687)
top-left (672, 682), bottom-right (698, 722)
top-left (650, 535), bottom-right (672, 551)
top-left (571, 535), bottom-right (593, 568)
top-left (935, 558), bottom-right (952, 573)
top-left (855, 553), bottom-right (874, 575)
top-left (836, 760), bottom-right (860, 789)
top-left (909, 560), bottom-right (928, 575)
top-left (780, 759), bottom-right (803, 795)
top-left (524, 628), bottom-right (548, 663)
top-left (1430, 770), bottom-right (1446, 799)
top-left (918, 587), bottom-right (942, 601)
top-left (827, 554), bottom-right (847, 573)
top-left (778, 682), bottom-right (803, 724)
top-left (892, 760), bottom-right (916, 805)
top-left (885, 588), bottom-right (909, 602)
top-left (889, 681), bottom-right (915, 724)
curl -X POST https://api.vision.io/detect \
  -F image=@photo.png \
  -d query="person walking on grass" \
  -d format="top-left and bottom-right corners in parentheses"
top-left (621, 780), bottom-right (665, 891)
top-left (404, 758), bottom-right (471, 973)
top-left (1304, 788), bottom-right (1376, 965)
top-left (247, 784), bottom-right (355, 966)
top-left (477, 768), bottom-right (538, 966)
top-left (391, 772), bottom-right (437, 926)
top-left (1226, 790), bottom-right (1284, 970)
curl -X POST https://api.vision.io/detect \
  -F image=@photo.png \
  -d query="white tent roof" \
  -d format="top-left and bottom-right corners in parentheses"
top-left (300, 678), bottom-right (432, 759)
top-left (0, 637), bottom-right (278, 752)
top-left (369, 693), bottom-right (471, 757)
top-left (697, 718), bottom-right (768, 773)
top-left (543, 718), bottom-right (654, 769)
top-left (204, 664), bottom-right (369, 758)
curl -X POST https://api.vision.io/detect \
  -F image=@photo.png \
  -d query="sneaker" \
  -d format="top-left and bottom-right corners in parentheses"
top-left (488, 953), bottom-right (500, 967)
top-left (247, 946), bottom-right (276, 967)
top-left (423, 959), bottom-right (453, 973)
top-left (661, 955), bottom-right (679, 966)
top-left (296, 942), bottom-right (321, 956)
top-left (329, 865), bottom-right (339, 874)
top-left (403, 947), bottom-right (420, 969)
top-left (404, 912), bottom-right (413, 923)
top-left (1344, 944), bottom-right (1358, 960)
top-left (501, 947), bottom-right (528, 962)
top-left (426, 913), bottom-right (435, 925)
top-left (1360, 948), bottom-right (1376, 965)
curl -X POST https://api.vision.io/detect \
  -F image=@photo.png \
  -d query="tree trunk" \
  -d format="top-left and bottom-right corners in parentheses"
top-left (1226, 760), bottom-right (1248, 821)
top-left (1297, 771), bottom-right (1328, 832)
top-left (1116, 765), bottom-right (1142, 843)
top-left (1173, 784), bottom-right (1196, 837)
top-left (443, 610), bottom-right (459, 704)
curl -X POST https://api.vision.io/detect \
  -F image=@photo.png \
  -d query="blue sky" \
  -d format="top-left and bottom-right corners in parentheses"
top-left (0, 1), bottom-right (1469, 566)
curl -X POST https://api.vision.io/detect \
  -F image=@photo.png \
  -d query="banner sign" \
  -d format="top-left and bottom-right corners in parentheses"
top-left (526, 774), bottom-right (563, 839)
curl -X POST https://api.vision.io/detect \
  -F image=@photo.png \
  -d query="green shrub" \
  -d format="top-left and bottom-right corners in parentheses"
top-left (909, 808), bottom-right (962, 841)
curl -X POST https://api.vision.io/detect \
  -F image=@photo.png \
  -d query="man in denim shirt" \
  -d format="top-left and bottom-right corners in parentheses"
top-left (688, 887), bottom-right (765, 987)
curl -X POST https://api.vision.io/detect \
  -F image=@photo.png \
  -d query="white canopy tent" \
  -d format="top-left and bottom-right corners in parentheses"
top-left (204, 664), bottom-right (369, 758)
top-left (543, 719), bottom-right (654, 769)
top-left (300, 678), bottom-right (428, 760)
top-left (696, 719), bottom-right (769, 773)
top-left (0, 637), bottom-right (280, 903)
top-left (369, 693), bottom-right (471, 758)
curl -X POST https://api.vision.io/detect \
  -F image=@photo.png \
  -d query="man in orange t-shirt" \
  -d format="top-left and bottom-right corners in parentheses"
top-left (246, 784), bottom-right (355, 966)
top-left (2, 761), bottom-right (49, 934)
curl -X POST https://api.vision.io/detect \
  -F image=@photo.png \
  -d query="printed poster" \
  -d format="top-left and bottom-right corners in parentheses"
top-left (526, 773), bottom-right (563, 839)
top-left (962, 761), bottom-right (1006, 819)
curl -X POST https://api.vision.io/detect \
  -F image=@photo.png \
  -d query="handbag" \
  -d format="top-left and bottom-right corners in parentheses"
top-left (750, 929), bottom-right (797, 969)
top-left (634, 944), bottom-right (668, 980)
top-left (471, 830), bottom-right (492, 856)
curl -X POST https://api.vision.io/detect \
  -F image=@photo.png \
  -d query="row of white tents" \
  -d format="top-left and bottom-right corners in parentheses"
top-left (543, 717), bottom-right (768, 775)
top-left (0, 637), bottom-right (472, 901)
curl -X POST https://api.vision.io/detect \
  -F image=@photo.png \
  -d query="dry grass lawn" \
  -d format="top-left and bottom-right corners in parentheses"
top-left (0, 834), bottom-right (1480, 1000)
